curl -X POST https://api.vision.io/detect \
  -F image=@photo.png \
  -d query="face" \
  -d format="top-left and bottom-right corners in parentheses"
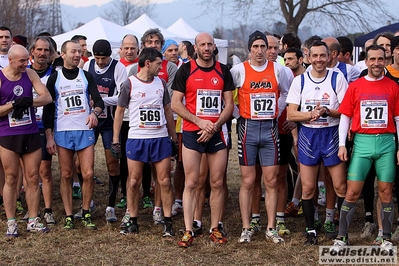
top-left (376, 36), bottom-right (391, 58)
top-left (120, 36), bottom-right (138, 62)
top-left (0, 30), bottom-right (12, 54)
top-left (163, 44), bottom-right (178, 63)
top-left (9, 47), bottom-right (29, 73)
top-left (249, 39), bottom-right (267, 65)
top-left (366, 49), bottom-right (385, 78)
top-left (337, 51), bottom-right (348, 63)
top-left (62, 42), bottom-right (82, 68)
top-left (143, 35), bottom-right (162, 51)
top-left (309, 45), bottom-right (329, 73)
top-left (31, 39), bottom-right (50, 67)
top-left (393, 45), bottom-right (399, 65)
top-left (178, 42), bottom-right (186, 55)
top-left (78, 39), bottom-right (87, 54)
top-left (284, 52), bottom-right (302, 71)
top-left (195, 33), bottom-right (215, 62)
top-left (147, 57), bottom-right (162, 77)
top-left (266, 36), bottom-right (279, 62)
top-left (94, 55), bottom-right (111, 69)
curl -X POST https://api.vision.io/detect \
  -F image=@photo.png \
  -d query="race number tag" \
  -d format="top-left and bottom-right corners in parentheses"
top-left (61, 89), bottom-right (86, 115)
top-left (8, 108), bottom-right (32, 127)
top-left (303, 99), bottom-right (330, 126)
top-left (250, 92), bottom-right (276, 119)
top-left (196, 89), bottom-right (221, 117)
top-left (360, 100), bottom-right (388, 128)
top-left (139, 104), bottom-right (161, 128)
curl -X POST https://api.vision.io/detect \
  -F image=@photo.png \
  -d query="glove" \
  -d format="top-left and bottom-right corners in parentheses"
top-left (12, 97), bottom-right (33, 109)
top-left (111, 143), bottom-right (122, 159)
top-left (171, 141), bottom-right (178, 157)
top-left (12, 107), bottom-right (27, 120)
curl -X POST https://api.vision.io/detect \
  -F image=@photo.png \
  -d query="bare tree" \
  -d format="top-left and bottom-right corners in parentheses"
top-left (200, 0), bottom-right (394, 34)
top-left (103, 0), bottom-right (154, 26)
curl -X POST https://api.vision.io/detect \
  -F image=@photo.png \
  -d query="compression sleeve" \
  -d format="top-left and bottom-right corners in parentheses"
top-left (339, 114), bottom-right (351, 146)
top-left (395, 116), bottom-right (399, 148)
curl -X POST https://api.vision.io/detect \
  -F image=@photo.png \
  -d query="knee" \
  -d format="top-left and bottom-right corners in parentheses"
top-left (264, 177), bottom-right (277, 189)
top-left (210, 178), bottom-right (223, 191)
top-left (302, 185), bottom-right (315, 200)
top-left (158, 175), bottom-right (171, 188)
top-left (345, 189), bottom-right (360, 202)
top-left (333, 182), bottom-right (347, 198)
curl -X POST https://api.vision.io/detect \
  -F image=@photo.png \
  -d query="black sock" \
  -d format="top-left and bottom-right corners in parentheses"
top-left (337, 197), bottom-right (344, 214)
top-left (0, 195), bottom-right (3, 205)
top-left (129, 217), bottom-right (137, 224)
top-left (108, 175), bottom-right (120, 207)
top-left (302, 199), bottom-right (315, 231)
top-left (67, 215), bottom-right (74, 221)
top-left (381, 201), bottom-right (394, 239)
top-left (164, 217), bottom-right (172, 223)
top-left (82, 209), bottom-right (89, 217)
top-left (365, 214), bottom-right (374, 223)
top-left (338, 200), bottom-right (356, 237)
top-left (44, 208), bottom-right (52, 214)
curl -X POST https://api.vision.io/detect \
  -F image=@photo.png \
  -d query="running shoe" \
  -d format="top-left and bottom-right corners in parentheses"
top-left (116, 197), bottom-right (127, 209)
top-left (27, 217), bottom-right (50, 233)
top-left (372, 236), bottom-right (383, 246)
top-left (16, 200), bottom-right (24, 214)
top-left (193, 221), bottom-right (203, 236)
top-left (314, 220), bottom-right (322, 231)
top-left (171, 202), bottom-right (183, 216)
top-left (304, 232), bottom-right (317, 245)
top-left (218, 223), bottom-right (227, 236)
top-left (238, 228), bottom-right (252, 243)
top-left (120, 222), bottom-right (139, 235)
top-left (324, 221), bottom-right (337, 239)
top-left (209, 227), bottom-right (227, 244)
top-left (44, 212), bottom-right (56, 225)
top-left (249, 217), bottom-right (261, 233)
top-left (330, 236), bottom-right (348, 252)
top-left (276, 222), bottom-right (290, 235)
top-left (6, 219), bottom-right (18, 237)
top-left (142, 196), bottom-right (153, 209)
top-left (360, 222), bottom-right (375, 238)
top-left (284, 201), bottom-right (300, 217)
top-left (153, 209), bottom-right (164, 225)
top-left (380, 239), bottom-right (395, 253)
top-left (178, 231), bottom-right (194, 248)
top-left (105, 207), bottom-right (117, 223)
top-left (317, 185), bottom-right (326, 206)
top-left (72, 186), bottom-right (82, 199)
top-left (21, 211), bottom-right (41, 222)
top-left (163, 221), bottom-right (175, 237)
top-left (63, 217), bottom-right (75, 230)
top-left (74, 204), bottom-right (95, 219)
top-left (265, 228), bottom-right (284, 243)
top-left (82, 213), bottom-right (97, 230)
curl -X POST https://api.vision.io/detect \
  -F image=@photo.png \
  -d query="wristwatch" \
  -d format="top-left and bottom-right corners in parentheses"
top-left (92, 110), bottom-right (100, 118)
top-left (322, 106), bottom-right (330, 118)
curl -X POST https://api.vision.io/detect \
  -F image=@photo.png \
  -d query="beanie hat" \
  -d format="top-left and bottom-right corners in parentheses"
top-left (13, 35), bottom-right (28, 47)
top-left (92, 39), bottom-right (112, 56)
top-left (162, 39), bottom-right (178, 54)
top-left (391, 36), bottom-right (399, 54)
top-left (248, 30), bottom-right (267, 51)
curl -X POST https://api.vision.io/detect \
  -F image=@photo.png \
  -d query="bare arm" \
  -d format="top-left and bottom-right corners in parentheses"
top-left (164, 103), bottom-right (177, 142)
top-left (287, 103), bottom-right (320, 122)
top-left (27, 69), bottom-right (52, 107)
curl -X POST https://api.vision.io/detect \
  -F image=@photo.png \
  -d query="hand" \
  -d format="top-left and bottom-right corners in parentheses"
top-left (111, 143), bottom-right (122, 159)
top-left (12, 107), bottom-right (27, 120)
top-left (338, 146), bottom-right (348, 162)
top-left (197, 130), bottom-right (213, 143)
top-left (86, 112), bottom-right (98, 129)
top-left (282, 120), bottom-right (297, 132)
top-left (12, 97), bottom-right (33, 109)
top-left (197, 119), bottom-right (217, 134)
top-left (46, 137), bottom-right (57, 155)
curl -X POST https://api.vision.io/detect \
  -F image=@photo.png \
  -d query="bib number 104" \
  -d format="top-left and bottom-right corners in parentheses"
top-left (199, 96), bottom-right (219, 109)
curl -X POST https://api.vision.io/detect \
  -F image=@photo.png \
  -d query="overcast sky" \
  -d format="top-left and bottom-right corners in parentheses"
top-left (60, 0), bottom-right (174, 7)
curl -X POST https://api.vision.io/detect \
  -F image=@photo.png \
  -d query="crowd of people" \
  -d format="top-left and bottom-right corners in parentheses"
top-left (0, 24), bottom-right (399, 252)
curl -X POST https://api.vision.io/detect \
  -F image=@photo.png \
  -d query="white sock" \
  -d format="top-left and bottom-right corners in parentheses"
top-left (276, 212), bottom-right (285, 223)
top-left (153, 206), bottom-right (162, 214)
top-left (73, 182), bottom-right (80, 187)
top-left (325, 208), bottom-right (335, 223)
top-left (292, 198), bottom-right (300, 207)
top-left (194, 219), bottom-right (202, 228)
top-left (318, 181), bottom-right (324, 188)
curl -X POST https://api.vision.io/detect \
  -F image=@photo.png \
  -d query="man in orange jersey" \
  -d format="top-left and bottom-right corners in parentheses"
top-left (230, 30), bottom-right (290, 244)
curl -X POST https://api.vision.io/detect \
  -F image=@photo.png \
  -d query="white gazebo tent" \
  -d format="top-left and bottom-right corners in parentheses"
top-left (167, 18), bottom-right (228, 64)
top-left (52, 17), bottom-right (141, 56)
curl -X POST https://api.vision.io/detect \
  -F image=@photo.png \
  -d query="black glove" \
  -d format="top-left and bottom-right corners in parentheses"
top-left (12, 97), bottom-right (33, 109)
top-left (171, 141), bottom-right (178, 157)
top-left (111, 143), bottom-right (122, 159)
top-left (12, 107), bottom-right (27, 120)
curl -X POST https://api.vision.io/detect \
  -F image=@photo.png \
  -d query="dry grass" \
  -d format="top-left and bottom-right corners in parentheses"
top-left (0, 128), bottom-right (394, 266)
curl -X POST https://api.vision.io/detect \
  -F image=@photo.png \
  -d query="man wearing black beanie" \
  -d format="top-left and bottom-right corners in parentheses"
top-left (231, 30), bottom-right (290, 244)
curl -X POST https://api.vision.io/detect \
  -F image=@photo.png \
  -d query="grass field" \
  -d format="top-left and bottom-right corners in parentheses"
top-left (0, 129), bottom-right (396, 266)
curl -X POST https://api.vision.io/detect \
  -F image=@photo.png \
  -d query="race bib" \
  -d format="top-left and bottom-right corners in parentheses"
top-left (360, 100), bottom-right (388, 128)
top-left (250, 92), bottom-right (276, 119)
top-left (60, 89), bottom-right (86, 115)
top-left (196, 89), bottom-right (221, 117)
top-left (139, 104), bottom-right (161, 129)
top-left (8, 108), bottom-right (32, 127)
